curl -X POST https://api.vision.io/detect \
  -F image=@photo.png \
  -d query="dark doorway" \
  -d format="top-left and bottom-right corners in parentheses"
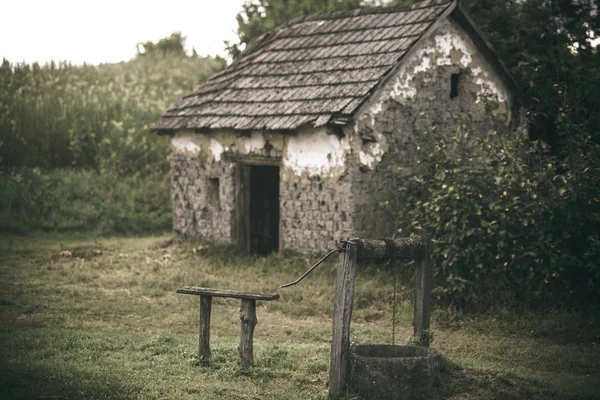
top-left (249, 166), bottom-right (279, 255)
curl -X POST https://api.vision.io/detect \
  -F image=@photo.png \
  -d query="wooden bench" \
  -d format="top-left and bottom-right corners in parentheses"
top-left (177, 286), bottom-right (279, 367)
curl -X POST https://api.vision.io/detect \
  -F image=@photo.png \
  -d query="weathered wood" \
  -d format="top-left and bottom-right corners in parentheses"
top-left (177, 286), bottom-right (280, 301)
top-left (239, 298), bottom-right (257, 367)
top-left (355, 236), bottom-right (427, 261)
top-left (413, 239), bottom-right (432, 346)
top-left (178, 286), bottom-right (279, 368)
top-left (152, 2), bottom-right (462, 133)
top-left (235, 163), bottom-right (251, 253)
top-left (329, 241), bottom-right (359, 400)
top-left (228, 154), bottom-right (282, 166)
top-left (199, 295), bottom-right (212, 362)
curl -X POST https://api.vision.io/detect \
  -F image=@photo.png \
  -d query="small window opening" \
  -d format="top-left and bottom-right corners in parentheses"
top-left (450, 73), bottom-right (460, 99)
top-left (207, 178), bottom-right (220, 211)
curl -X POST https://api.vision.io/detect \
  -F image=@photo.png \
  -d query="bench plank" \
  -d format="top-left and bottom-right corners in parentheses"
top-left (177, 286), bottom-right (279, 301)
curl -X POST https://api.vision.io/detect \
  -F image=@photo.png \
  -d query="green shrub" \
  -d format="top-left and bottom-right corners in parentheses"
top-left (395, 122), bottom-right (600, 309)
top-left (0, 168), bottom-right (172, 234)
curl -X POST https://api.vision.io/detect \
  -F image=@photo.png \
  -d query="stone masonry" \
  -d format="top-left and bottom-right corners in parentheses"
top-left (168, 128), bottom-right (355, 254)
top-left (349, 18), bottom-right (519, 240)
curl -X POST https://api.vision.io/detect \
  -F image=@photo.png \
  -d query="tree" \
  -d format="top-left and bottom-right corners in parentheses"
top-left (462, 0), bottom-right (600, 151)
top-left (137, 32), bottom-right (188, 58)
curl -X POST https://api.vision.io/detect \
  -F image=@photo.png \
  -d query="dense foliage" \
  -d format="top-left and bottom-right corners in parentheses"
top-left (395, 0), bottom-right (600, 308)
top-left (395, 122), bottom-right (600, 309)
top-left (0, 34), bottom-right (225, 234)
top-left (0, 46), bottom-right (225, 176)
top-left (0, 168), bottom-right (171, 234)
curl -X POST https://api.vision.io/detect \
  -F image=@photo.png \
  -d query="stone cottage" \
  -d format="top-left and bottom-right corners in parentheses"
top-left (152, 0), bottom-right (523, 255)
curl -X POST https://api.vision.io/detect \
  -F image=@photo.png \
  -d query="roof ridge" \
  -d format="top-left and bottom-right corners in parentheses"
top-left (223, 1), bottom-right (452, 80)
top-left (291, 0), bottom-right (452, 24)
top-left (272, 0), bottom-right (451, 44)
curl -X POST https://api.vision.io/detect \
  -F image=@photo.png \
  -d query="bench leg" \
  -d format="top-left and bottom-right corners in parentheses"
top-left (239, 298), bottom-right (257, 367)
top-left (199, 295), bottom-right (212, 363)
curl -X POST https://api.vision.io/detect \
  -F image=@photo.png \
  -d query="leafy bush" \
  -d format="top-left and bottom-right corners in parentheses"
top-left (0, 168), bottom-right (172, 234)
top-left (395, 122), bottom-right (600, 309)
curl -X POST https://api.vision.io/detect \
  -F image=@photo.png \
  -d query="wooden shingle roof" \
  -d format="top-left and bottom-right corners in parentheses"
top-left (153, 0), bottom-right (456, 132)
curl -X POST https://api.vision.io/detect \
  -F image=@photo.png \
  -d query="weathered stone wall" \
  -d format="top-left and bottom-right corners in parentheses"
top-left (279, 127), bottom-right (355, 254)
top-left (169, 127), bottom-right (355, 254)
top-left (349, 17), bottom-right (520, 239)
top-left (169, 148), bottom-right (235, 241)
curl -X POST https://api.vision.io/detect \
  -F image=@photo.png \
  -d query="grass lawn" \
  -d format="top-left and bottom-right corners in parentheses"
top-left (1, 234), bottom-right (599, 399)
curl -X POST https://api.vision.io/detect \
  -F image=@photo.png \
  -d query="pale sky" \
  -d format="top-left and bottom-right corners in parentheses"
top-left (1, 0), bottom-right (245, 65)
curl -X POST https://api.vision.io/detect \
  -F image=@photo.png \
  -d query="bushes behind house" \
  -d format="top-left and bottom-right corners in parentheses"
top-left (395, 122), bottom-right (600, 309)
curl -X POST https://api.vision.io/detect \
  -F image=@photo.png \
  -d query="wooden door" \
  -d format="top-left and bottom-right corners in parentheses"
top-left (235, 163), bottom-right (251, 253)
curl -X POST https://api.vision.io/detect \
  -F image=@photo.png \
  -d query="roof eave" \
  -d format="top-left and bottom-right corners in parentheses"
top-left (150, 121), bottom-right (338, 136)
top-left (151, 125), bottom-right (175, 136)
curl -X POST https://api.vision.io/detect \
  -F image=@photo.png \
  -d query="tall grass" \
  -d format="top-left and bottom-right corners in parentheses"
top-left (0, 168), bottom-right (172, 234)
top-left (0, 46), bottom-right (225, 234)
top-left (0, 54), bottom-right (225, 176)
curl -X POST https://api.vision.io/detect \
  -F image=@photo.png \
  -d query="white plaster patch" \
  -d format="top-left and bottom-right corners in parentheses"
top-left (284, 129), bottom-right (349, 177)
top-left (413, 55), bottom-right (431, 73)
top-left (471, 66), bottom-right (483, 76)
top-left (359, 141), bottom-right (384, 169)
top-left (469, 66), bottom-right (506, 103)
top-left (172, 136), bottom-right (200, 154)
top-left (475, 77), bottom-right (506, 103)
top-left (209, 138), bottom-right (224, 162)
top-left (369, 101), bottom-right (384, 117)
top-left (357, 128), bottom-right (387, 169)
top-left (433, 32), bottom-right (473, 68)
top-left (392, 78), bottom-right (417, 100)
top-left (388, 45), bottom-right (437, 102)
top-left (244, 131), bottom-right (266, 153)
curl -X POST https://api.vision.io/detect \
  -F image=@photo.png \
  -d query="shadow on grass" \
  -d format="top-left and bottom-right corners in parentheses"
top-left (0, 361), bottom-right (143, 399)
top-left (428, 357), bottom-right (598, 400)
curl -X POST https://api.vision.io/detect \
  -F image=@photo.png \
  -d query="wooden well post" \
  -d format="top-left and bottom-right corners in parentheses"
top-left (328, 237), bottom-right (432, 400)
top-left (329, 241), bottom-right (358, 399)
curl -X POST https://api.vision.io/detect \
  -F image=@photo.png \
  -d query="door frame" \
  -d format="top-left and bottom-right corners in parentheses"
top-left (234, 155), bottom-right (282, 254)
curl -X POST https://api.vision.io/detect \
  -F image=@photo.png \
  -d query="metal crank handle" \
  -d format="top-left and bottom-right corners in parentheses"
top-left (279, 247), bottom-right (341, 288)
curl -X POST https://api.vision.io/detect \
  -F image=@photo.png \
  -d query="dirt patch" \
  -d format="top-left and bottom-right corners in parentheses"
top-left (53, 246), bottom-right (107, 261)
top-left (149, 238), bottom-right (175, 250)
